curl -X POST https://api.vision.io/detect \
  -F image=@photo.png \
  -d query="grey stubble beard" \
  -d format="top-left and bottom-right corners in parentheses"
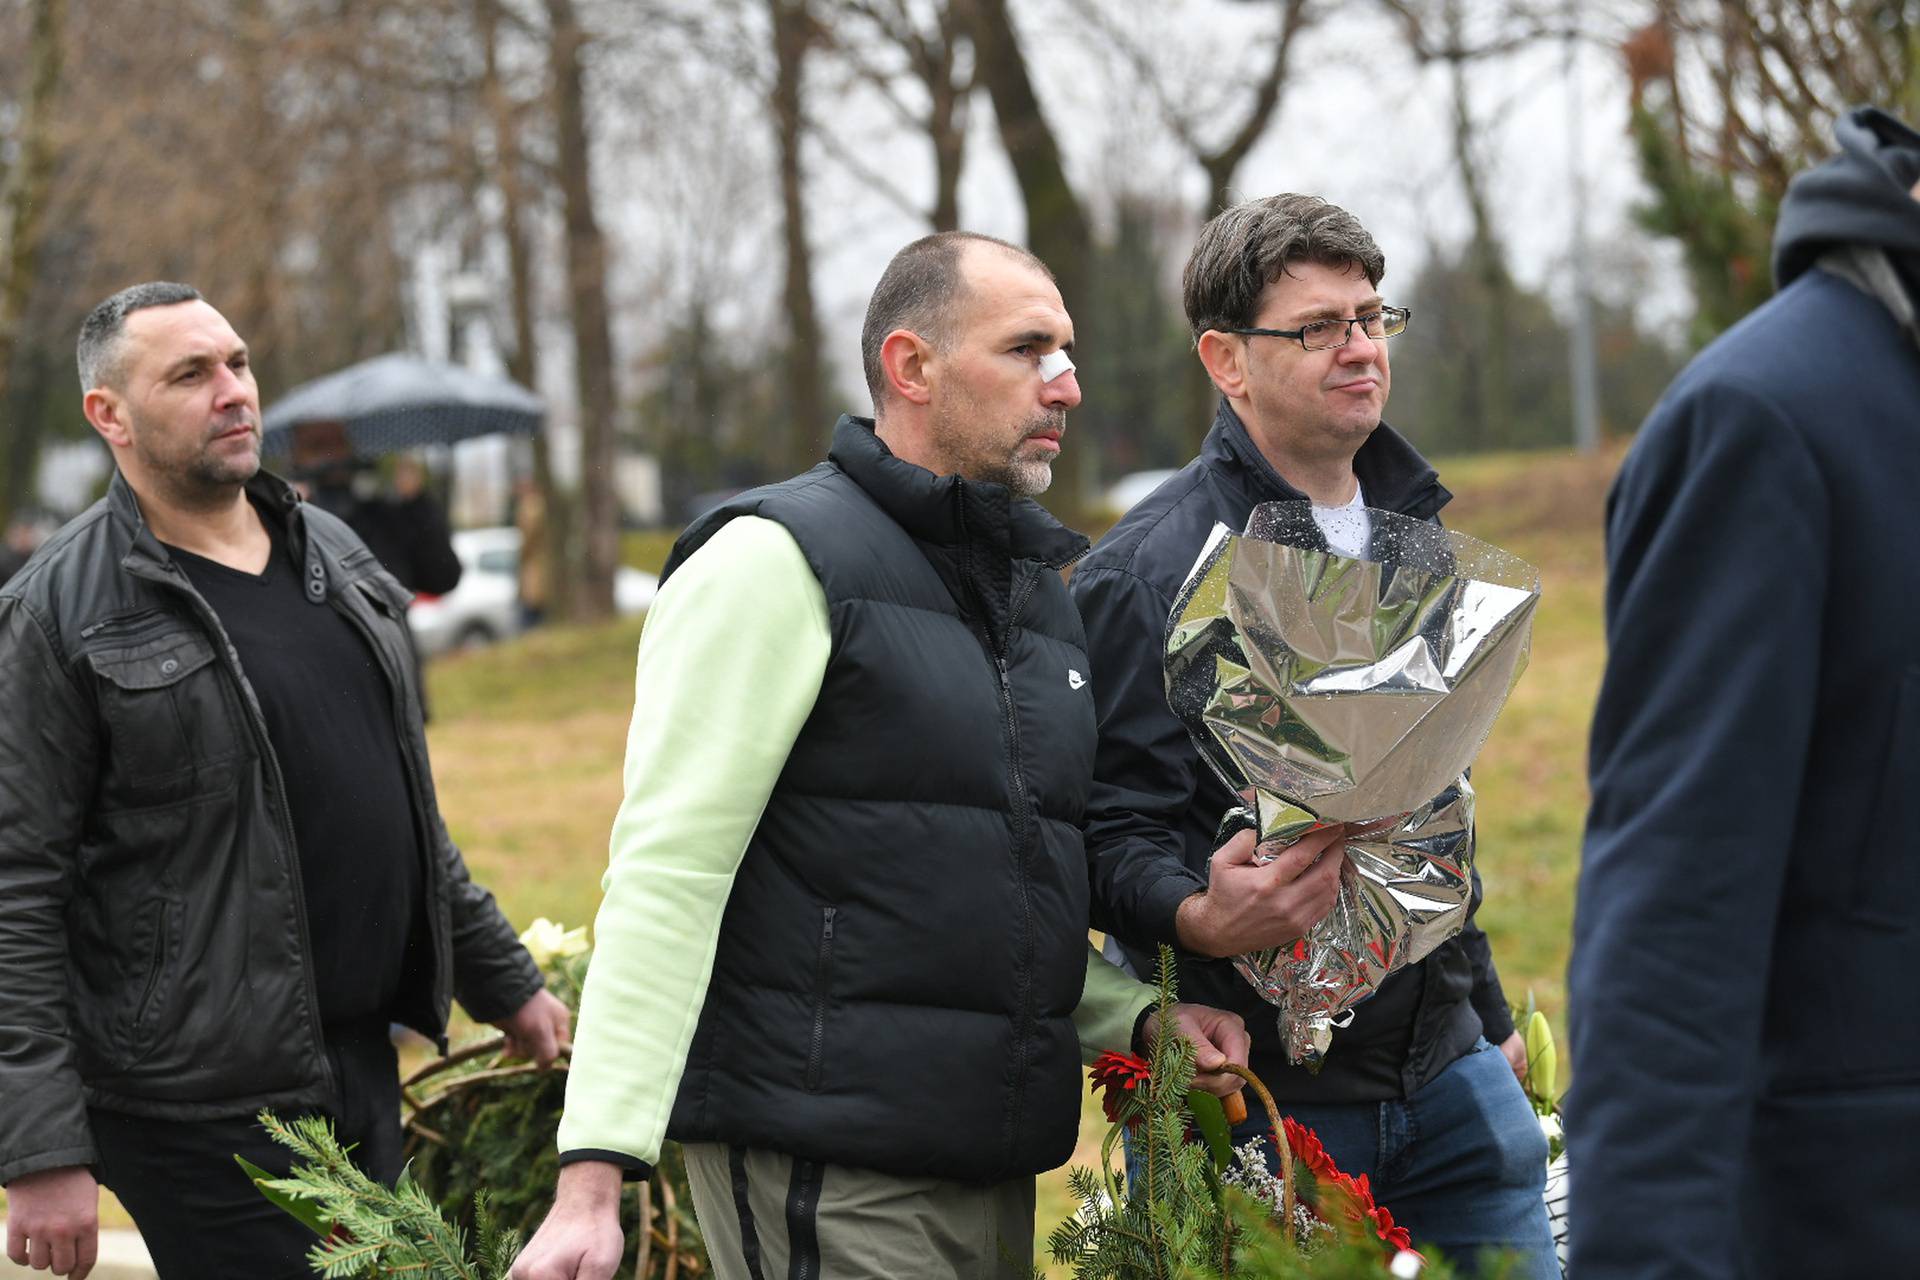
top-left (131, 412), bottom-right (262, 513)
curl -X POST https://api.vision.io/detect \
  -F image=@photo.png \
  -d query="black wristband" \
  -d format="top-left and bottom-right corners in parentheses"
top-left (1130, 1002), bottom-right (1158, 1056)
top-left (558, 1148), bottom-right (654, 1183)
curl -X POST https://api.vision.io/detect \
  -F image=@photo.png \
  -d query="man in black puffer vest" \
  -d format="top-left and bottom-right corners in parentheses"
top-left (512, 233), bottom-right (1252, 1280)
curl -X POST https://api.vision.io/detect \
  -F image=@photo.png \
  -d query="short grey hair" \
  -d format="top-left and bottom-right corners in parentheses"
top-left (1182, 195), bottom-right (1385, 341)
top-left (77, 281), bottom-right (203, 393)
top-left (860, 231), bottom-right (1053, 406)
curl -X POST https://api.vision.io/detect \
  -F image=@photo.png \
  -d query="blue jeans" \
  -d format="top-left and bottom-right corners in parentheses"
top-left (1128, 1038), bottom-right (1557, 1278)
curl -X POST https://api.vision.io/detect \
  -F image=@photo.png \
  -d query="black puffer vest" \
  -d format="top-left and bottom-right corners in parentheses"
top-left (662, 417), bottom-right (1095, 1183)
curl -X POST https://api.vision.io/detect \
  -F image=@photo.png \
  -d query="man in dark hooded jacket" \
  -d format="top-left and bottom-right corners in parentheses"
top-left (1569, 107), bottom-right (1920, 1276)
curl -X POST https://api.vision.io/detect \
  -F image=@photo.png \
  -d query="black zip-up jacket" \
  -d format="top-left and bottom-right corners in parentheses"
top-left (1072, 401), bottom-right (1513, 1103)
top-left (0, 469), bottom-right (542, 1185)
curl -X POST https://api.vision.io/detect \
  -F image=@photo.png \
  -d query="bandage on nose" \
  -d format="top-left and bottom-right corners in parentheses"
top-left (1037, 349), bottom-right (1075, 383)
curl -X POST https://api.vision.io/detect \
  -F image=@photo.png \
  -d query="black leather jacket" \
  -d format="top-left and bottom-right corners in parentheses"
top-left (0, 469), bottom-right (541, 1184)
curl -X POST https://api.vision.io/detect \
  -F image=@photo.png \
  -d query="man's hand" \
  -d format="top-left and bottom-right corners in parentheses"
top-left (4, 1165), bottom-right (99, 1279)
top-left (510, 1161), bottom-right (630, 1280)
top-left (491, 988), bottom-right (573, 1067)
top-left (1144, 1002), bottom-right (1252, 1099)
top-left (1498, 1030), bottom-right (1528, 1085)
top-left (1174, 823), bottom-right (1346, 958)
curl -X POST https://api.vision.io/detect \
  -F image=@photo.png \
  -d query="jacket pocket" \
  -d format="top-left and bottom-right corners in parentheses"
top-left (1852, 667), bottom-right (1920, 929)
top-left (804, 906), bottom-right (837, 1092)
top-left (118, 894), bottom-right (184, 1068)
top-left (85, 628), bottom-right (227, 799)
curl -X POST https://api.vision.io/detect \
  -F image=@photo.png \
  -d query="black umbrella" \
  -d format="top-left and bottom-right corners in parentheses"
top-left (262, 353), bottom-right (544, 457)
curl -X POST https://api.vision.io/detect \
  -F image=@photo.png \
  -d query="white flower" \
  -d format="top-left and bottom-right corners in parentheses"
top-left (1389, 1249), bottom-right (1425, 1278)
top-left (1074, 1190), bottom-right (1115, 1224)
top-left (1539, 1112), bottom-right (1563, 1143)
top-left (519, 917), bottom-right (589, 969)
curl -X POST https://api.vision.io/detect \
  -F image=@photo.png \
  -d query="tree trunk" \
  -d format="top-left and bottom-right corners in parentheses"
top-left (229, 0), bottom-right (292, 393)
top-left (1181, 0), bottom-right (1314, 452)
top-left (965, 0), bottom-right (1092, 509)
top-left (0, 0), bottom-right (64, 525)
top-left (1199, 0), bottom-right (1310, 217)
top-left (547, 0), bottom-right (618, 619)
top-left (925, 4), bottom-right (968, 232)
top-left (1446, 0), bottom-right (1510, 450)
top-left (479, 0), bottom-right (573, 618)
top-left (770, 0), bottom-right (828, 474)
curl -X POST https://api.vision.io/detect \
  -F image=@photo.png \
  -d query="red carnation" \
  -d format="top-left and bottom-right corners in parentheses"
top-left (1088, 1050), bottom-right (1152, 1128)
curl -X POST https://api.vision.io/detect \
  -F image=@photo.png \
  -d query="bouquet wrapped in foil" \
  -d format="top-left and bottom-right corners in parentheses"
top-left (1164, 501), bottom-right (1540, 1067)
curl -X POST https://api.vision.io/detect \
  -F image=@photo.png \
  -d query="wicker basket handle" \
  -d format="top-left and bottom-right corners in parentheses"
top-left (1213, 1061), bottom-right (1295, 1225)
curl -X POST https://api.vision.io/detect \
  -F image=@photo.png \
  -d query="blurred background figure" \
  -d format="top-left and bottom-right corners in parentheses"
top-left (290, 420), bottom-right (458, 712)
top-left (0, 516), bottom-right (47, 587)
top-left (513, 475), bottom-right (550, 629)
top-left (291, 420), bottom-right (461, 597)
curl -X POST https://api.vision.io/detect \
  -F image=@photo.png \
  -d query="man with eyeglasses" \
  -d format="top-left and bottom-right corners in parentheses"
top-left (1070, 194), bottom-right (1556, 1275)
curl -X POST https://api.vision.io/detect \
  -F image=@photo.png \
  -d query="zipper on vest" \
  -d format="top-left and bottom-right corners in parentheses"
top-left (804, 906), bottom-right (837, 1092)
top-left (993, 649), bottom-right (1038, 1163)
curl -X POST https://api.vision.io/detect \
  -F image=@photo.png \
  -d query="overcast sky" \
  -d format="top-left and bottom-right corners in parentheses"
top-left (779, 0), bottom-right (1681, 402)
top-left (444, 0), bottom-right (1684, 458)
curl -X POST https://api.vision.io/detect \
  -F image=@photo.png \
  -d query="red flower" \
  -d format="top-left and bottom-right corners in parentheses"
top-left (1088, 1050), bottom-right (1152, 1128)
top-left (1281, 1115), bottom-right (1339, 1179)
top-left (1368, 1200), bottom-right (1414, 1252)
top-left (1279, 1115), bottom-right (1420, 1258)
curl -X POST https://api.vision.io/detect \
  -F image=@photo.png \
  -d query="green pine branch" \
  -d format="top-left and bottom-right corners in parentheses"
top-left (255, 1110), bottom-right (519, 1280)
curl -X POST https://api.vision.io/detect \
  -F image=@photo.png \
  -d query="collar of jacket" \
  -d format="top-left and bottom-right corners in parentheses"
top-left (829, 415), bottom-right (1089, 569)
top-left (107, 466), bottom-right (317, 580)
top-left (1817, 244), bottom-right (1920, 349)
top-left (1199, 398), bottom-right (1452, 521)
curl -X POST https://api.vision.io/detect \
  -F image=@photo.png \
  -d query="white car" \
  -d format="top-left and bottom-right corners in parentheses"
top-left (408, 527), bottom-right (658, 656)
top-left (1102, 468), bottom-right (1182, 515)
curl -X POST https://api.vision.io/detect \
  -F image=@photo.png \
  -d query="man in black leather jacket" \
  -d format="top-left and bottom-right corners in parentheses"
top-left (0, 282), bottom-right (570, 1280)
top-left (1072, 196), bottom-right (1555, 1275)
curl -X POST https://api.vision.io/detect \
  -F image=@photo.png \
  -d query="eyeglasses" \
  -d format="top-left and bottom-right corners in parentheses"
top-left (1226, 306), bottom-right (1410, 352)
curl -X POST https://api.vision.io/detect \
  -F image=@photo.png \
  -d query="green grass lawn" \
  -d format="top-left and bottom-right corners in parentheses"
top-left (425, 441), bottom-right (1624, 1273)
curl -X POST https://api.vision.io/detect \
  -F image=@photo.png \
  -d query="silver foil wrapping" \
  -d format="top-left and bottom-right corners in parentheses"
top-left (1165, 501), bottom-right (1540, 1067)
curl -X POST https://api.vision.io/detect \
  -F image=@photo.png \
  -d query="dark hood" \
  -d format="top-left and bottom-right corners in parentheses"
top-left (1774, 107), bottom-right (1920, 289)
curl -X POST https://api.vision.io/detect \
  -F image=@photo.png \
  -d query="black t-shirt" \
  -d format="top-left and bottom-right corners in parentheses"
top-left (167, 506), bottom-right (424, 1027)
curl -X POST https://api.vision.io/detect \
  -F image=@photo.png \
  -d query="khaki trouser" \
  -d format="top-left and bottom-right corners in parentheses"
top-left (682, 1144), bottom-right (1036, 1280)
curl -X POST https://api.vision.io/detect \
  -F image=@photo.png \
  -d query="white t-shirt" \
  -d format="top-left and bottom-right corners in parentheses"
top-left (1311, 480), bottom-right (1371, 557)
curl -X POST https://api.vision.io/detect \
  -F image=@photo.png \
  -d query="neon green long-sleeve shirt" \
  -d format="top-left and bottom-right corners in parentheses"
top-left (557, 515), bottom-right (1155, 1168)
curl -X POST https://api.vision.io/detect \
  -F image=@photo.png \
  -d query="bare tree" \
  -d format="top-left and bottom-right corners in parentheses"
top-left (545, 0), bottom-right (620, 617)
top-left (1067, 0), bottom-right (1320, 218)
top-left (1625, 0), bottom-right (1918, 341)
top-left (475, 0), bottom-right (578, 615)
top-left (0, 0), bottom-right (64, 522)
top-left (1377, 0), bottom-right (1563, 448)
top-left (813, 0), bottom-right (975, 230)
top-left (965, 0), bottom-right (1092, 509)
top-left (769, 0), bottom-right (831, 473)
